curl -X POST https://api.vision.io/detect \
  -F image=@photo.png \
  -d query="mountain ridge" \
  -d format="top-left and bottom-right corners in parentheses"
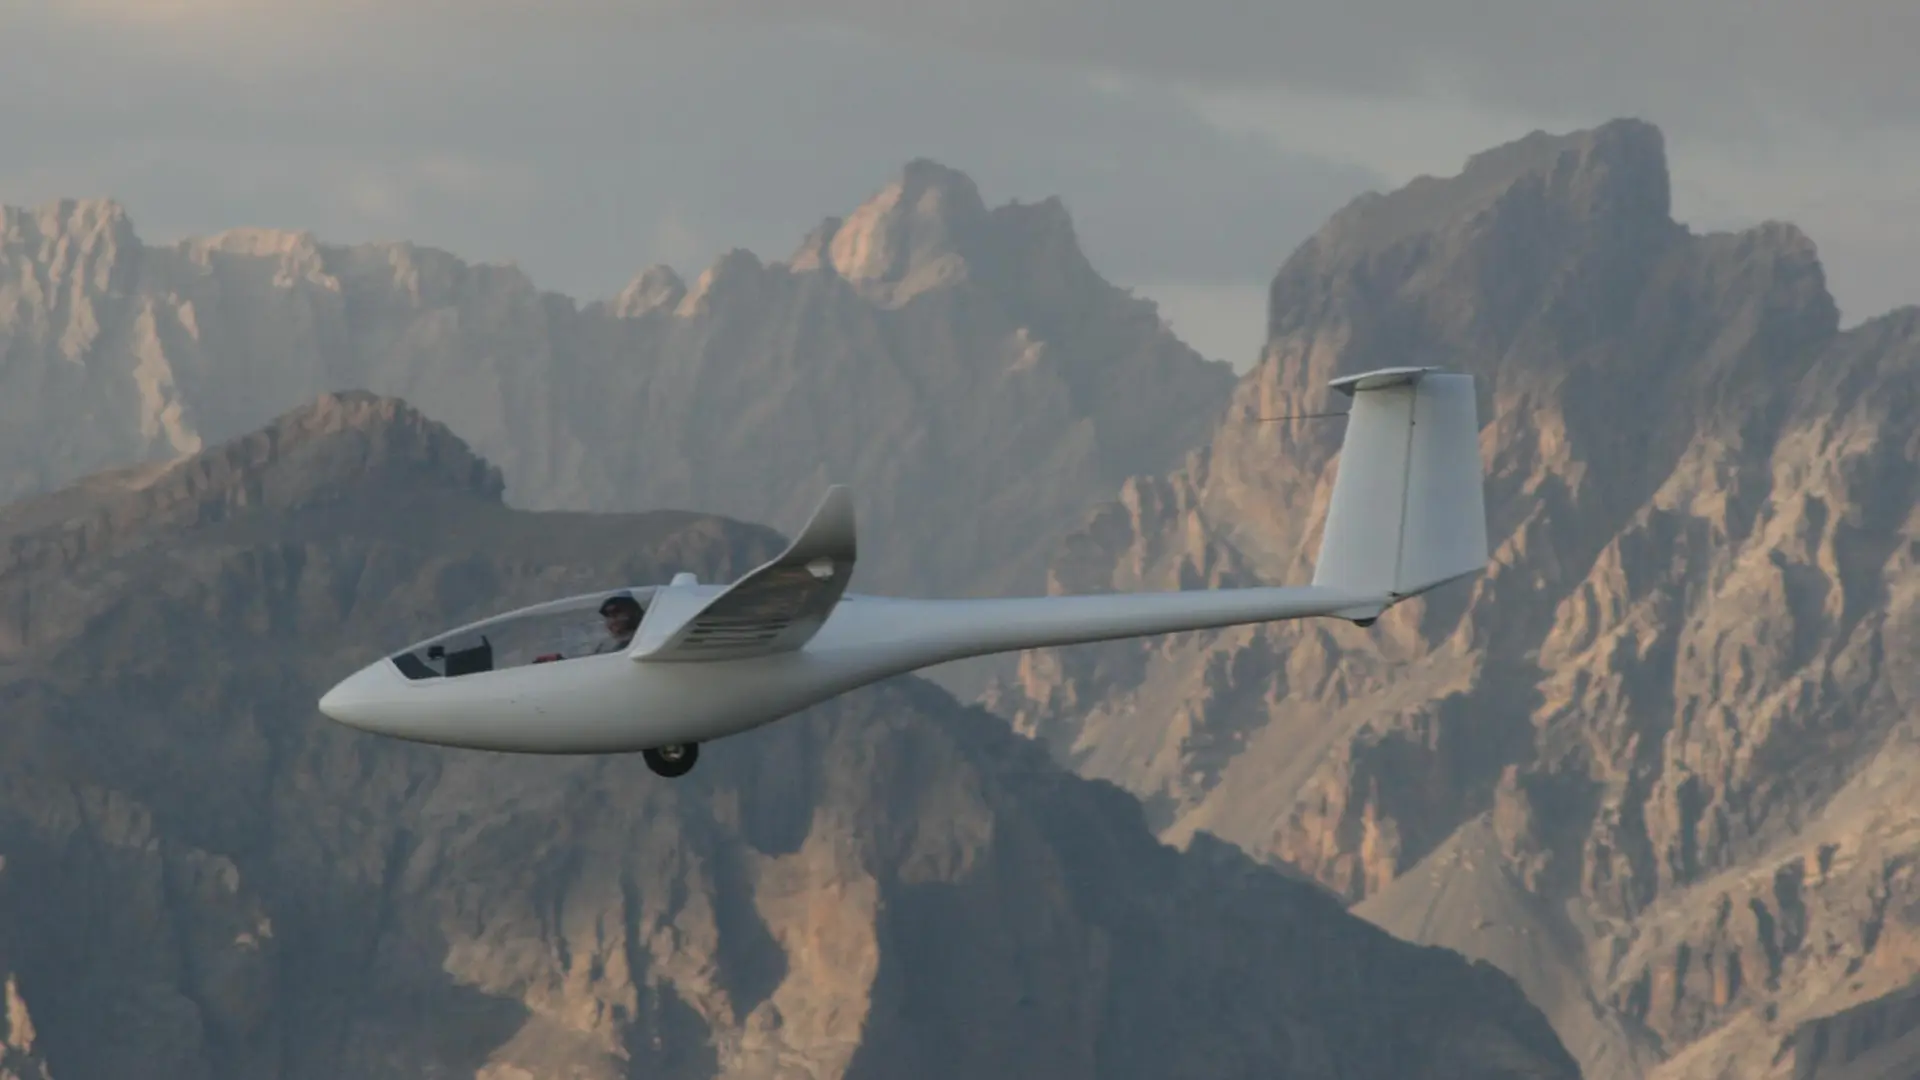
top-left (0, 159), bottom-right (1237, 616)
top-left (987, 115), bottom-right (1917, 1080)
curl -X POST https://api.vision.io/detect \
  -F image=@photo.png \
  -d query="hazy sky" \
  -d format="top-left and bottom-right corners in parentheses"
top-left (3, 2), bottom-right (1914, 367)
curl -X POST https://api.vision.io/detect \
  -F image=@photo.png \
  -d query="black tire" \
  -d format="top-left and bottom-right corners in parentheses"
top-left (643, 742), bottom-right (699, 778)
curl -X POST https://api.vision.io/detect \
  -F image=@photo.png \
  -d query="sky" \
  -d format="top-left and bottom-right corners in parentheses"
top-left (3, 2), bottom-right (1914, 369)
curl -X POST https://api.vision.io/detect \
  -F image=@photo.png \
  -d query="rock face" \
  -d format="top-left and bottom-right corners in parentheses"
top-left (0, 160), bottom-right (1235, 607)
top-left (986, 118), bottom-right (1920, 1080)
top-left (1, 969), bottom-right (54, 1080)
top-left (1787, 979), bottom-right (1920, 1079)
top-left (0, 395), bottom-right (1578, 1079)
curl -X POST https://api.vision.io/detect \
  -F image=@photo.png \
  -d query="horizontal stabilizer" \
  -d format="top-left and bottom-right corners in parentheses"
top-left (630, 486), bottom-right (857, 662)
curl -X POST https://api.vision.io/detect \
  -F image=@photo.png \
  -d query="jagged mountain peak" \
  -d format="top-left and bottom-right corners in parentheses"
top-left (1263, 118), bottom-right (1690, 351)
top-left (0, 196), bottom-right (143, 305)
top-left (3, 390), bottom-right (504, 532)
top-left (1316, 117), bottom-right (1673, 260)
top-left (888, 155), bottom-right (992, 223)
top-left (184, 224), bottom-right (324, 259)
top-left (783, 158), bottom-right (1104, 315)
top-left (676, 246), bottom-right (770, 316)
top-left (0, 392), bottom-right (506, 660)
top-left (811, 156), bottom-right (989, 304)
top-left (1261, 117), bottom-right (1834, 402)
top-left (613, 263), bottom-right (687, 317)
top-left (880, 156), bottom-right (993, 231)
top-left (216, 389), bottom-right (505, 504)
top-left (786, 214), bottom-right (843, 272)
top-left (1, 196), bottom-right (136, 242)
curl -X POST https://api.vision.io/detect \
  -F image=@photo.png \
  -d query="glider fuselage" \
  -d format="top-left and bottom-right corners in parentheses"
top-left (317, 365), bottom-right (1492, 777)
top-left (317, 585), bottom-right (1383, 754)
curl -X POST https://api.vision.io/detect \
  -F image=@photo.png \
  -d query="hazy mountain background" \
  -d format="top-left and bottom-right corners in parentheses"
top-left (0, 159), bottom-right (1232, 609)
top-left (11, 3), bottom-right (1920, 369)
top-left (987, 119), bottom-right (1919, 1080)
top-left (2, 111), bottom-right (1916, 1080)
top-left (0, 392), bottom-right (1578, 1079)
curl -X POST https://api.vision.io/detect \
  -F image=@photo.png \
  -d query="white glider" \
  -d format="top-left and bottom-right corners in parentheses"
top-left (318, 366), bottom-right (1488, 776)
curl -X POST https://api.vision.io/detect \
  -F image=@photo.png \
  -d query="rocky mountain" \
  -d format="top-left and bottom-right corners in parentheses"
top-left (0, 393), bottom-right (1579, 1079)
top-left (1787, 978), bottom-right (1920, 1079)
top-left (0, 159), bottom-right (1234, 611)
top-left (986, 118), bottom-right (1919, 1080)
top-left (1, 974), bottom-right (54, 1080)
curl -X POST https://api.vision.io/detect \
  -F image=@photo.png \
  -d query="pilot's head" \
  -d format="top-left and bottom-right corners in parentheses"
top-left (599, 592), bottom-right (642, 639)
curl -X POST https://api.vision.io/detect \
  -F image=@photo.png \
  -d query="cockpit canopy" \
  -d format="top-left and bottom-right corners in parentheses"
top-left (389, 586), bottom-right (659, 680)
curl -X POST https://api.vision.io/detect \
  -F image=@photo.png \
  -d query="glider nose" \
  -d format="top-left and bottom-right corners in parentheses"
top-left (317, 662), bottom-right (392, 731)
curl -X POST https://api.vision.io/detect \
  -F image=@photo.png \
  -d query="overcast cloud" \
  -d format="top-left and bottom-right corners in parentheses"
top-left (34, 0), bottom-right (1918, 131)
top-left (2, 1), bottom-right (1915, 363)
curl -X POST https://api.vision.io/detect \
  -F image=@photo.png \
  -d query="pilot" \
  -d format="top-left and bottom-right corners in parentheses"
top-left (593, 592), bottom-right (644, 654)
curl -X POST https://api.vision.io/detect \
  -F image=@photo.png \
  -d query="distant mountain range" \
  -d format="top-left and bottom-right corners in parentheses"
top-left (3, 116), bottom-right (1914, 1080)
top-left (0, 159), bottom-right (1233, 607)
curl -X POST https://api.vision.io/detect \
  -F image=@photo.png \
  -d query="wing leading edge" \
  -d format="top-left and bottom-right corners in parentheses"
top-left (629, 486), bottom-right (857, 662)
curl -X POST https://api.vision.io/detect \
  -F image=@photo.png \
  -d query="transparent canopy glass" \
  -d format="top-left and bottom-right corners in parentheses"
top-left (389, 586), bottom-right (659, 680)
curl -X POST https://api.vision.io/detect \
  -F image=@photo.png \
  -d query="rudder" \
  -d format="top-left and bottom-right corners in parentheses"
top-left (1311, 367), bottom-right (1488, 602)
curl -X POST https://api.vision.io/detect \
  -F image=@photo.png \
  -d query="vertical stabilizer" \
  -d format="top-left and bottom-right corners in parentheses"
top-left (1311, 367), bottom-right (1488, 601)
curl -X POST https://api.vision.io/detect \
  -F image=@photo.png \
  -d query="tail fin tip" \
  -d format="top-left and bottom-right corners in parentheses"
top-left (1311, 367), bottom-right (1489, 603)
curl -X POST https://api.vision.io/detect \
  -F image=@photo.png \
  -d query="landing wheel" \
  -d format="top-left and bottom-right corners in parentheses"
top-left (643, 742), bottom-right (699, 778)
